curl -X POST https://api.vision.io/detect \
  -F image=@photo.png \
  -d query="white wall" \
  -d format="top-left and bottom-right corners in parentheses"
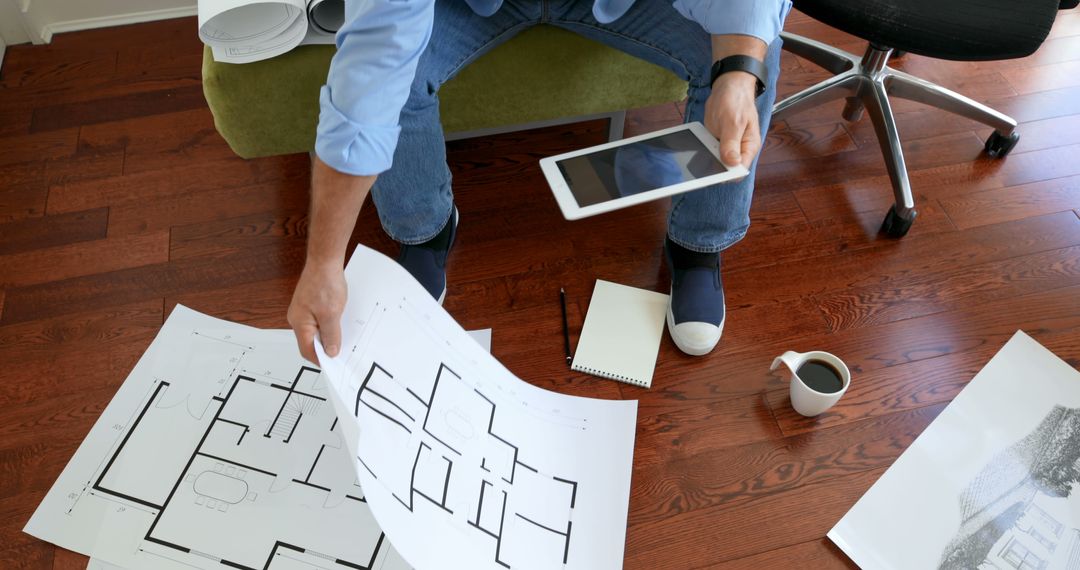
top-left (1, 0), bottom-right (33, 46)
top-left (4, 0), bottom-right (196, 45)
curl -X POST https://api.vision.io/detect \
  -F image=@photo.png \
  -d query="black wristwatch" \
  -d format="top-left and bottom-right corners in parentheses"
top-left (710, 55), bottom-right (767, 98)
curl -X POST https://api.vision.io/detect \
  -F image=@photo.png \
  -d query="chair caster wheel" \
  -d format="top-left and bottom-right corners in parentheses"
top-left (984, 131), bottom-right (1019, 158)
top-left (880, 206), bottom-right (915, 238)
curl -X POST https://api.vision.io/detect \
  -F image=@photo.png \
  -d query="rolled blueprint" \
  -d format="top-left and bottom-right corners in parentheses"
top-left (307, 0), bottom-right (345, 34)
top-left (198, 0), bottom-right (309, 64)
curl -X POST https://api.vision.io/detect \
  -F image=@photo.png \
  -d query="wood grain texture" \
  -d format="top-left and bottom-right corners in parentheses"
top-left (0, 208), bottom-right (108, 256)
top-left (2, 9), bottom-right (1080, 568)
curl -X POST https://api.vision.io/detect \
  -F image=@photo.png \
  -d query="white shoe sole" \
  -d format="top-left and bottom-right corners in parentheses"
top-left (666, 303), bottom-right (725, 356)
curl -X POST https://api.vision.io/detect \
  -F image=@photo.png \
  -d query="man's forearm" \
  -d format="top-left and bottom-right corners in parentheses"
top-left (306, 156), bottom-right (375, 267)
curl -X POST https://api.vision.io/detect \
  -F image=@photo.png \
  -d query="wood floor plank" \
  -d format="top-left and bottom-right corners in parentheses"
top-left (760, 122), bottom-right (858, 165)
top-left (0, 128), bottom-right (79, 167)
top-left (1002, 60), bottom-right (1080, 95)
top-left (106, 177), bottom-right (309, 237)
top-left (726, 211), bottom-right (1080, 311)
top-left (50, 548), bottom-right (88, 570)
top-left (0, 299), bottom-right (163, 364)
top-left (42, 146), bottom-right (125, 188)
top-left (628, 404), bottom-right (943, 528)
top-left (0, 231), bottom-right (169, 289)
top-left (755, 131), bottom-right (986, 194)
top-left (0, 207), bottom-right (108, 256)
top-left (46, 153), bottom-right (308, 215)
top-left (0, 50), bottom-right (116, 89)
top-left (792, 160), bottom-right (1004, 222)
top-left (939, 173), bottom-right (1080, 229)
top-left (169, 211), bottom-right (308, 261)
top-left (633, 393), bottom-right (784, 469)
top-left (29, 85), bottom-right (208, 133)
top-left (165, 277), bottom-right (299, 330)
top-left (765, 349), bottom-right (992, 436)
top-left (77, 107), bottom-right (233, 175)
top-left (1047, 9), bottom-right (1080, 39)
top-left (727, 202), bottom-right (955, 275)
top-left (0, 542), bottom-right (53, 570)
top-left (815, 244), bottom-right (1080, 331)
top-left (625, 467), bottom-right (889, 567)
top-left (0, 183), bottom-right (49, 224)
top-left (710, 539), bottom-right (857, 570)
top-left (649, 284), bottom-right (1080, 401)
top-left (0, 241), bottom-right (304, 325)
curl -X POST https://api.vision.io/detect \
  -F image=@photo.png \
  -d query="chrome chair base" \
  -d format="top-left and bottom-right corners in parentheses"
top-left (772, 33), bottom-right (1019, 236)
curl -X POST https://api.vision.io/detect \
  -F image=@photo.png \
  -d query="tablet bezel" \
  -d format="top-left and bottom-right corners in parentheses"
top-left (538, 121), bottom-right (750, 220)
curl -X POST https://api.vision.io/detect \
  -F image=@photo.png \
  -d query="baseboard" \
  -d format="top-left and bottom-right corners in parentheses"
top-left (39, 5), bottom-right (197, 43)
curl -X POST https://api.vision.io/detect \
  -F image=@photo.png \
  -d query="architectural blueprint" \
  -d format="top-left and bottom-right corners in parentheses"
top-left (26, 305), bottom-right (437, 570)
top-left (315, 246), bottom-right (639, 570)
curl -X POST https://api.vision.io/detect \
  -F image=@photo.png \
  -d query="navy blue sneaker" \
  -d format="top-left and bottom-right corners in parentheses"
top-left (665, 237), bottom-right (725, 356)
top-left (397, 207), bottom-right (458, 304)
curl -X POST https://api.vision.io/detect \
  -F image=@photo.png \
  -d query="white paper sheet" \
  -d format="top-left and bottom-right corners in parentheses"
top-left (315, 245), bottom-right (638, 570)
top-left (829, 331), bottom-right (1080, 569)
top-left (70, 318), bottom-right (491, 570)
top-left (26, 305), bottom-right (410, 570)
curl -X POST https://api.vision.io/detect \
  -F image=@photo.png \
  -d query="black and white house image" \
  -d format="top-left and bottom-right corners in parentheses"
top-left (940, 405), bottom-right (1080, 569)
top-left (828, 332), bottom-right (1080, 569)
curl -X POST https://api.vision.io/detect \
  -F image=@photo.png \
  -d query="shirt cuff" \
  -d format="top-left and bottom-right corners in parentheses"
top-left (674, 0), bottom-right (793, 46)
top-left (314, 85), bottom-right (402, 176)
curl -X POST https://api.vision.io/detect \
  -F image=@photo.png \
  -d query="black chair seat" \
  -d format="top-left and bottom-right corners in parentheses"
top-left (794, 0), bottom-right (1059, 61)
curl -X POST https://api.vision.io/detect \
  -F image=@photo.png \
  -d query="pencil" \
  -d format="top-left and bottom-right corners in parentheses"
top-left (560, 287), bottom-right (572, 366)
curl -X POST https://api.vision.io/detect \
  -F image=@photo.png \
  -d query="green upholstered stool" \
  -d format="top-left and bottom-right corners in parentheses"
top-left (202, 25), bottom-right (689, 159)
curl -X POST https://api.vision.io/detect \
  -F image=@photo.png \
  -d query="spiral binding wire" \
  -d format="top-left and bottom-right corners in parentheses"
top-left (572, 365), bottom-right (647, 387)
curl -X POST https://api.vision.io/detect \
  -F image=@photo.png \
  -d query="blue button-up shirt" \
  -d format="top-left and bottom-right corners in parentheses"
top-left (316, 0), bottom-right (790, 176)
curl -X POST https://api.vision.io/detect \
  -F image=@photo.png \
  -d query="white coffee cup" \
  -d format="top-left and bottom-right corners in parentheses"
top-left (769, 350), bottom-right (850, 417)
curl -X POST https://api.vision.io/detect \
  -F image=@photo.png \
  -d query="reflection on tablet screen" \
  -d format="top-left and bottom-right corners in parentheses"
top-left (554, 129), bottom-right (728, 207)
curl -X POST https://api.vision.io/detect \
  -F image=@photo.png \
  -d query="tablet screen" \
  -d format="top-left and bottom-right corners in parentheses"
top-left (554, 129), bottom-right (728, 207)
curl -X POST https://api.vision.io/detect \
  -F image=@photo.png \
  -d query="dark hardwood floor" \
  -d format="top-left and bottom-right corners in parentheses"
top-left (2, 9), bottom-right (1079, 569)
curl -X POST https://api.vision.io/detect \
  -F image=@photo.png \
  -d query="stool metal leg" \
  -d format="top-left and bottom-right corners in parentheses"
top-left (861, 79), bottom-right (916, 220)
top-left (778, 31), bottom-right (859, 74)
top-left (884, 71), bottom-right (1017, 136)
top-left (772, 72), bottom-right (861, 121)
top-left (772, 33), bottom-right (1021, 237)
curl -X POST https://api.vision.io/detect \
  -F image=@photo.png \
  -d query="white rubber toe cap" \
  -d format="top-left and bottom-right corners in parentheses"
top-left (666, 307), bottom-right (725, 356)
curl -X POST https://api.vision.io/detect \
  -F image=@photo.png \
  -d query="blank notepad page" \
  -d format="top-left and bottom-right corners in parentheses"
top-left (571, 279), bottom-right (669, 388)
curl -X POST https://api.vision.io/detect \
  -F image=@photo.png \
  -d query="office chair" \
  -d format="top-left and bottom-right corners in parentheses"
top-left (773, 0), bottom-right (1071, 237)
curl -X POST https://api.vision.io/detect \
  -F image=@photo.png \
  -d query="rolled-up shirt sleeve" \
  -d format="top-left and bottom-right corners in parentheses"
top-left (315, 0), bottom-right (435, 176)
top-left (673, 0), bottom-right (792, 45)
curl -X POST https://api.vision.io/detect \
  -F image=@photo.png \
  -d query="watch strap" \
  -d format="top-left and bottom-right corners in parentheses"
top-left (710, 55), bottom-right (767, 97)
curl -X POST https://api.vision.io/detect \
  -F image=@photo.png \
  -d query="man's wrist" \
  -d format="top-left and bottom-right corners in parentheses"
top-left (713, 70), bottom-right (758, 92)
top-left (710, 55), bottom-right (767, 97)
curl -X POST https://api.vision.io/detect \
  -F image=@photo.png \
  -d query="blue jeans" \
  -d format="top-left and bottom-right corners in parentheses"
top-left (370, 0), bottom-right (782, 254)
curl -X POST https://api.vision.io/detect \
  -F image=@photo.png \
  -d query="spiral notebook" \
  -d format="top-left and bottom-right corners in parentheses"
top-left (571, 279), bottom-right (669, 388)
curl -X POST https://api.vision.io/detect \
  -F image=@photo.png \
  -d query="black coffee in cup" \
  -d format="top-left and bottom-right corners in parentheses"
top-left (796, 359), bottom-right (845, 393)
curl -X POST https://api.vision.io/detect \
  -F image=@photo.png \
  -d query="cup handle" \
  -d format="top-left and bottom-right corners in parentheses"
top-left (770, 350), bottom-right (802, 371)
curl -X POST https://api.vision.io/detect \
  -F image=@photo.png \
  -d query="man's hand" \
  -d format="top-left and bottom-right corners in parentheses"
top-left (706, 34), bottom-right (769, 169)
top-left (289, 155), bottom-right (376, 365)
top-left (288, 261), bottom-right (347, 365)
top-left (704, 72), bottom-right (761, 169)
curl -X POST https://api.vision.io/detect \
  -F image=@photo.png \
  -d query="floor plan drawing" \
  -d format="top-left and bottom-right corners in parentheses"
top-left (26, 306), bottom-right (410, 570)
top-left (316, 245), bottom-right (638, 570)
top-left (354, 358), bottom-right (578, 568)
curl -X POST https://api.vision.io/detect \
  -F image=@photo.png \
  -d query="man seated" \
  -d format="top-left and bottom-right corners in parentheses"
top-left (288, 0), bottom-right (791, 361)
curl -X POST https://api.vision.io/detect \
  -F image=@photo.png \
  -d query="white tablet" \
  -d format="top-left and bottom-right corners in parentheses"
top-left (539, 121), bottom-right (749, 220)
